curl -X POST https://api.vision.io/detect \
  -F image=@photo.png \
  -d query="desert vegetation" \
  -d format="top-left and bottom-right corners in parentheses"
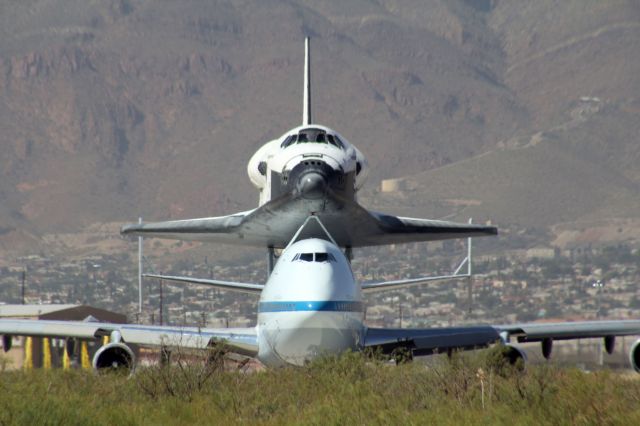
top-left (1, 347), bottom-right (639, 425)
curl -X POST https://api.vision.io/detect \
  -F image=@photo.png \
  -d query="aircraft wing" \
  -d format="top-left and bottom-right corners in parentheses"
top-left (365, 326), bottom-right (501, 356)
top-left (361, 273), bottom-right (469, 293)
top-left (120, 210), bottom-right (260, 245)
top-left (143, 273), bottom-right (264, 294)
top-left (495, 320), bottom-right (640, 342)
top-left (365, 320), bottom-right (640, 356)
top-left (361, 211), bottom-right (497, 246)
top-left (0, 319), bottom-right (258, 356)
top-left (121, 193), bottom-right (496, 248)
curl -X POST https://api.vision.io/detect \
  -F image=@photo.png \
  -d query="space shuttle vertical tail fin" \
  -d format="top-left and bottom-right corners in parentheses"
top-left (303, 37), bottom-right (311, 126)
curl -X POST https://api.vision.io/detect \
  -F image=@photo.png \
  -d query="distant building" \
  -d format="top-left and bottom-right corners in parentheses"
top-left (380, 178), bottom-right (406, 192)
top-left (525, 247), bottom-right (556, 260)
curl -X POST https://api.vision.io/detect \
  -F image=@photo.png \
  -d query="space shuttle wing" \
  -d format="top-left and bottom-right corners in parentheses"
top-left (120, 209), bottom-right (266, 245)
top-left (0, 319), bottom-right (258, 356)
top-left (361, 211), bottom-right (497, 245)
top-left (324, 198), bottom-right (496, 246)
top-left (121, 193), bottom-right (496, 248)
top-left (120, 194), bottom-right (331, 247)
top-left (120, 191), bottom-right (327, 247)
top-left (279, 200), bottom-right (498, 247)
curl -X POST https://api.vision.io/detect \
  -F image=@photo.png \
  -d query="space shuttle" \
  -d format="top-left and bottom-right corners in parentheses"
top-left (122, 38), bottom-right (496, 252)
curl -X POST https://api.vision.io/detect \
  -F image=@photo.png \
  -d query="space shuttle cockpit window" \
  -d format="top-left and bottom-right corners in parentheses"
top-left (281, 134), bottom-right (297, 148)
top-left (282, 129), bottom-right (342, 148)
top-left (296, 128), bottom-right (329, 144)
top-left (280, 128), bottom-right (344, 149)
top-left (327, 134), bottom-right (340, 148)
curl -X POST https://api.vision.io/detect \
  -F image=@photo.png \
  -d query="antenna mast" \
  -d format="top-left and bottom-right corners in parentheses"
top-left (302, 37), bottom-right (311, 126)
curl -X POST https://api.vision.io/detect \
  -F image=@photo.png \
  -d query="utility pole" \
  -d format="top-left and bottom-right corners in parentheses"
top-left (159, 278), bottom-right (164, 326)
top-left (138, 217), bottom-right (143, 317)
top-left (593, 279), bottom-right (605, 366)
top-left (467, 218), bottom-right (473, 315)
top-left (21, 267), bottom-right (26, 304)
top-left (467, 278), bottom-right (473, 314)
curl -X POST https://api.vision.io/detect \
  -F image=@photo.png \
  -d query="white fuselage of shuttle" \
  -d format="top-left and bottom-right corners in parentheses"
top-left (247, 124), bottom-right (369, 205)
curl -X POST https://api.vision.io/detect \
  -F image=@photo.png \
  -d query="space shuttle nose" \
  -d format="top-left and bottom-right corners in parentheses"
top-left (297, 172), bottom-right (328, 199)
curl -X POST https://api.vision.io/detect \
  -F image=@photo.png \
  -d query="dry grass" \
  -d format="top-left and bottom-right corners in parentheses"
top-left (1, 348), bottom-right (640, 425)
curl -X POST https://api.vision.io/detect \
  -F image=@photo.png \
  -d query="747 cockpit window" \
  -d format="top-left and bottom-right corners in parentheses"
top-left (299, 253), bottom-right (314, 262)
top-left (314, 252), bottom-right (336, 262)
top-left (292, 252), bottom-right (337, 262)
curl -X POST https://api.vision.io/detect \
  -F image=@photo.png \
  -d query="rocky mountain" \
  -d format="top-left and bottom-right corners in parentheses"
top-left (0, 0), bottom-right (639, 256)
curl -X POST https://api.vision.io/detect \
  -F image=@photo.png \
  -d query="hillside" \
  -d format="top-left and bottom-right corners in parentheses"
top-left (367, 98), bottom-right (640, 247)
top-left (0, 0), bottom-right (639, 255)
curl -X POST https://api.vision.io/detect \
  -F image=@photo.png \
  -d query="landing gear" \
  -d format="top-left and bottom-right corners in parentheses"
top-left (267, 247), bottom-right (276, 275)
top-left (392, 347), bottom-right (413, 365)
top-left (345, 246), bottom-right (353, 263)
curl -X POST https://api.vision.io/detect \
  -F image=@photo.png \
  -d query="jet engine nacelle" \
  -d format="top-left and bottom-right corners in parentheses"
top-left (92, 342), bottom-right (135, 372)
top-left (541, 338), bottom-right (553, 359)
top-left (2, 335), bottom-right (12, 352)
top-left (629, 339), bottom-right (640, 373)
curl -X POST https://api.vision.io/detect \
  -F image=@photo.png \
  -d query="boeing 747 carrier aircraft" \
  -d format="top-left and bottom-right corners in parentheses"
top-left (121, 39), bottom-right (496, 253)
top-left (2, 219), bottom-right (640, 372)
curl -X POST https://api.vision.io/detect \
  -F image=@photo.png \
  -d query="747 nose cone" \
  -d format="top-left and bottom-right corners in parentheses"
top-left (297, 172), bottom-right (327, 199)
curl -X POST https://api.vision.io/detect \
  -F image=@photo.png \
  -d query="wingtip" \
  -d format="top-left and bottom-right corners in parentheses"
top-left (120, 223), bottom-right (141, 235)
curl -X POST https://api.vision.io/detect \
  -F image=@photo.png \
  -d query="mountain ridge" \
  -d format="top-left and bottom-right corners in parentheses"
top-left (0, 0), bottom-right (638, 255)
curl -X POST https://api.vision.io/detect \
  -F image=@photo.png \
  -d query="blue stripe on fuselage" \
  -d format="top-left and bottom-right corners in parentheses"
top-left (258, 301), bottom-right (364, 313)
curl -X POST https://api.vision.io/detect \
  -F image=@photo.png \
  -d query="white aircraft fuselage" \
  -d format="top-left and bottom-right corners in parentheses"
top-left (256, 237), bottom-right (364, 366)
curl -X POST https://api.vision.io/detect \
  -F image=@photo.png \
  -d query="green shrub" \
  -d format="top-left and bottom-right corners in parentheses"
top-left (1, 350), bottom-right (639, 425)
